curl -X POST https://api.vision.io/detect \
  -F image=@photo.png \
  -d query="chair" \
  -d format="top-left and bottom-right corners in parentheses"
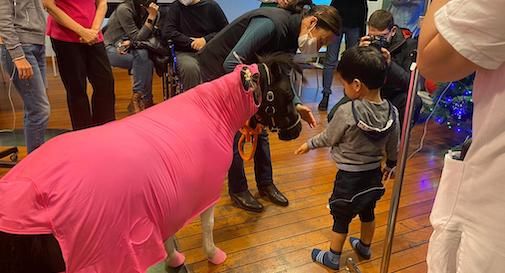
top-left (160, 41), bottom-right (183, 100)
top-left (293, 51), bottom-right (326, 100)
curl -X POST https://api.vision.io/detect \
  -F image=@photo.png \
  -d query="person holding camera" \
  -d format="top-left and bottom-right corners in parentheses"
top-left (329, 9), bottom-right (422, 128)
top-left (104, 0), bottom-right (159, 113)
top-left (44, 0), bottom-right (116, 130)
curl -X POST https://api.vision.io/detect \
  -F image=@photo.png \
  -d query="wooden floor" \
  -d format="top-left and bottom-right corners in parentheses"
top-left (0, 66), bottom-right (464, 273)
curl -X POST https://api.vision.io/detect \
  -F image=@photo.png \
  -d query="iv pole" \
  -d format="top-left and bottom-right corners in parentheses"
top-left (380, 0), bottom-right (431, 272)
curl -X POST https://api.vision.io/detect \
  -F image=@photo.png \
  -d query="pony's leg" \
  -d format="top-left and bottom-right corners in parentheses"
top-left (201, 205), bottom-right (227, 264)
top-left (164, 236), bottom-right (185, 268)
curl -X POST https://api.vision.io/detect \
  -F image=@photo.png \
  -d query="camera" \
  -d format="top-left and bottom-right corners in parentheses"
top-left (369, 35), bottom-right (388, 49)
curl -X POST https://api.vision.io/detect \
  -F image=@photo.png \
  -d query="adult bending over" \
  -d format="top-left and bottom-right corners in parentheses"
top-left (198, 5), bottom-right (341, 212)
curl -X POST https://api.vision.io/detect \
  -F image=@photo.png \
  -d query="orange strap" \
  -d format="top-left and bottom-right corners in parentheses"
top-left (238, 121), bottom-right (264, 161)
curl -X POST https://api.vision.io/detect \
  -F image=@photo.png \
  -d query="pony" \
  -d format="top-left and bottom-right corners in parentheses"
top-left (0, 53), bottom-right (303, 273)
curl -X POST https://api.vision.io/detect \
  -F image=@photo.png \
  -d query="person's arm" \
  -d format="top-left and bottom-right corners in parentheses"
top-left (91, 0), bottom-right (108, 32)
top-left (417, 0), bottom-right (478, 81)
top-left (116, 5), bottom-right (155, 41)
top-left (204, 3), bottom-right (228, 43)
top-left (43, 0), bottom-right (98, 44)
top-left (386, 41), bottom-right (416, 90)
top-left (307, 106), bottom-right (348, 149)
top-left (0, 0), bottom-right (22, 60)
top-left (0, 0), bottom-right (33, 80)
top-left (161, 3), bottom-right (193, 51)
top-left (223, 17), bottom-right (275, 73)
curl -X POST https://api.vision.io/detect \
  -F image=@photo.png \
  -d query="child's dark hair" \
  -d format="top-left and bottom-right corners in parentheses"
top-left (336, 46), bottom-right (388, 89)
top-left (368, 9), bottom-right (394, 31)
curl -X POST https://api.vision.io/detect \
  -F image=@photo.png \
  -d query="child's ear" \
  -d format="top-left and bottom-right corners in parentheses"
top-left (352, 79), bottom-right (362, 95)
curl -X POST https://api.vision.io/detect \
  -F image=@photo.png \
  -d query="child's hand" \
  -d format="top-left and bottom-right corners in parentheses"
top-left (294, 143), bottom-right (310, 155)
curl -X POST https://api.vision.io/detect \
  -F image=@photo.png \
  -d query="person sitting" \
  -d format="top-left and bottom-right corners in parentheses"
top-left (329, 9), bottom-right (422, 128)
top-left (161, 0), bottom-right (228, 91)
top-left (104, 0), bottom-right (159, 113)
top-left (198, 5), bottom-right (341, 212)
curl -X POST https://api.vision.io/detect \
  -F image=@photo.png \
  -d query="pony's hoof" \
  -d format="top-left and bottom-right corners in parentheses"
top-left (208, 247), bottom-right (227, 265)
top-left (167, 251), bottom-right (185, 268)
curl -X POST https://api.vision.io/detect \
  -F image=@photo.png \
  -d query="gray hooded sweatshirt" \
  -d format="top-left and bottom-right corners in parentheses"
top-left (0, 0), bottom-right (46, 60)
top-left (308, 99), bottom-right (400, 172)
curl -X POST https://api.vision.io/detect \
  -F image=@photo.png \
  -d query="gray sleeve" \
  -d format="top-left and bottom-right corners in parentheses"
top-left (223, 17), bottom-right (275, 73)
top-left (385, 107), bottom-right (400, 167)
top-left (0, 0), bottom-right (24, 60)
top-left (307, 106), bottom-right (348, 149)
top-left (116, 6), bottom-right (152, 42)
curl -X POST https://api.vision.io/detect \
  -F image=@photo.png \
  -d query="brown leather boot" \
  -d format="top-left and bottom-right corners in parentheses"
top-left (143, 97), bottom-right (154, 109)
top-left (130, 92), bottom-right (145, 113)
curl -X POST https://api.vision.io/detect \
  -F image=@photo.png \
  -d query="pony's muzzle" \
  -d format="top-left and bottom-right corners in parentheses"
top-left (277, 115), bottom-right (302, 140)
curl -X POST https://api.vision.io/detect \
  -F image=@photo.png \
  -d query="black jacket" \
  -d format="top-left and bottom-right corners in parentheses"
top-left (330, 0), bottom-right (367, 29)
top-left (197, 7), bottom-right (302, 82)
top-left (381, 27), bottom-right (418, 100)
top-left (160, 0), bottom-right (228, 52)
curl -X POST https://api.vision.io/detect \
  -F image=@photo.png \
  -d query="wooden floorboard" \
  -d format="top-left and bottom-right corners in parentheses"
top-left (0, 68), bottom-right (466, 272)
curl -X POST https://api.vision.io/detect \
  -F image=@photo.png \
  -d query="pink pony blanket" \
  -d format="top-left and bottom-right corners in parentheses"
top-left (0, 65), bottom-right (260, 273)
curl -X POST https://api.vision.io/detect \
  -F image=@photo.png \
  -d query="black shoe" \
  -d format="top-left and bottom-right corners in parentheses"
top-left (258, 184), bottom-right (289, 207)
top-left (229, 190), bottom-right (264, 213)
top-left (318, 94), bottom-right (329, 111)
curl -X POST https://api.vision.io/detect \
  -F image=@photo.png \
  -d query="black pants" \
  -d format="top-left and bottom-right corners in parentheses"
top-left (329, 168), bottom-right (384, 234)
top-left (51, 39), bottom-right (115, 130)
top-left (228, 130), bottom-right (274, 193)
top-left (0, 231), bottom-right (65, 273)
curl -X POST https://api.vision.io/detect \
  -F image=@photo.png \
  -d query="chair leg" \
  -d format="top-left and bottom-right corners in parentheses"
top-left (298, 71), bottom-right (304, 98)
top-left (314, 69), bottom-right (320, 101)
top-left (51, 56), bottom-right (58, 77)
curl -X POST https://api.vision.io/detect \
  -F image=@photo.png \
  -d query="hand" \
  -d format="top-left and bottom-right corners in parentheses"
top-left (117, 40), bottom-right (131, 54)
top-left (146, 2), bottom-right (159, 18)
top-left (359, 36), bottom-right (372, 47)
top-left (191, 37), bottom-right (206, 51)
top-left (294, 143), bottom-right (310, 155)
top-left (296, 104), bottom-right (317, 128)
top-left (79, 28), bottom-right (99, 45)
top-left (13, 58), bottom-right (33, 80)
top-left (277, 0), bottom-right (291, 8)
top-left (383, 166), bottom-right (396, 181)
top-left (381, 47), bottom-right (392, 65)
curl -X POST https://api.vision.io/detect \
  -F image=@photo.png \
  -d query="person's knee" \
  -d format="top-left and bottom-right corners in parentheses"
top-left (178, 57), bottom-right (200, 75)
top-left (332, 215), bottom-right (352, 234)
top-left (134, 49), bottom-right (150, 60)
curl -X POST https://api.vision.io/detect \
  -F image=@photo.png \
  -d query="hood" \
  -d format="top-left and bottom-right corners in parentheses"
top-left (352, 99), bottom-right (396, 140)
top-left (388, 25), bottom-right (408, 53)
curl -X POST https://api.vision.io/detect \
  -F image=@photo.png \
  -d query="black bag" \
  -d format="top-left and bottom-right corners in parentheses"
top-left (131, 13), bottom-right (171, 76)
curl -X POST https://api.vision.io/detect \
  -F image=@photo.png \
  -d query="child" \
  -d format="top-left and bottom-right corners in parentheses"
top-left (295, 46), bottom-right (399, 270)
